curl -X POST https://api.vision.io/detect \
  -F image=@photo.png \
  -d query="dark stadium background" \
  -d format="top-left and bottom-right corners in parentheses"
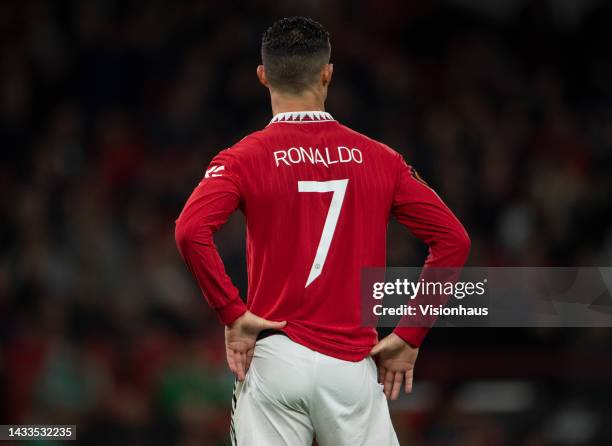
top-left (1, 0), bottom-right (612, 445)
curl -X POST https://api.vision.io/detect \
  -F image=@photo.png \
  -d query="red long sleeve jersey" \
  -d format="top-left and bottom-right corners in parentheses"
top-left (175, 111), bottom-right (470, 361)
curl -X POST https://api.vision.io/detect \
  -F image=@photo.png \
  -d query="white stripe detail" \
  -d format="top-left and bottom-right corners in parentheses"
top-left (205, 165), bottom-right (225, 178)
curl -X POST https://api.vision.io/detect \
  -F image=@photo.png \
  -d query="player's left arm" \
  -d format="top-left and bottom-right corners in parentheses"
top-left (175, 151), bottom-right (285, 381)
top-left (175, 151), bottom-right (246, 324)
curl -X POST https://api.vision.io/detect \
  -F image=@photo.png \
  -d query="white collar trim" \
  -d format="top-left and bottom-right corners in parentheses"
top-left (269, 111), bottom-right (335, 124)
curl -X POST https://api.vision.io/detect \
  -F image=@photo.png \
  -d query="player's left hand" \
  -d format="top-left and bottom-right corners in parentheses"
top-left (225, 311), bottom-right (287, 381)
top-left (370, 333), bottom-right (419, 401)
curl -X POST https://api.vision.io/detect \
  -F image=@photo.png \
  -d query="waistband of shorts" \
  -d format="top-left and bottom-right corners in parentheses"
top-left (257, 329), bottom-right (288, 341)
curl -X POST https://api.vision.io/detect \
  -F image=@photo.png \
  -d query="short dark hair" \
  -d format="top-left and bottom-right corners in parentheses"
top-left (261, 17), bottom-right (331, 95)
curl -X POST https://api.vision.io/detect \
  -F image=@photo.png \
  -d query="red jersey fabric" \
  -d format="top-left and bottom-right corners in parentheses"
top-left (175, 111), bottom-right (470, 361)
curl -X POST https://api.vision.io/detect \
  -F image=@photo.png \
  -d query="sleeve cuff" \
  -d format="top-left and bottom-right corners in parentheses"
top-left (393, 326), bottom-right (429, 348)
top-left (215, 297), bottom-right (247, 325)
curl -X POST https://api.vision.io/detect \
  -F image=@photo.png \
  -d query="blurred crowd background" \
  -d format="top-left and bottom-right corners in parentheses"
top-left (2, 0), bottom-right (612, 445)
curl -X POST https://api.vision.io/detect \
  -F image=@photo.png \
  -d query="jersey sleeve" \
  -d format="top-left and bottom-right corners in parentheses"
top-left (174, 149), bottom-right (247, 325)
top-left (391, 154), bottom-right (471, 347)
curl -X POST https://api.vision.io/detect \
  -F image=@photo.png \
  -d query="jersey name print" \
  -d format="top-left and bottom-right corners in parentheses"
top-left (175, 110), bottom-right (470, 361)
top-left (273, 145), bottom-right (363, 167)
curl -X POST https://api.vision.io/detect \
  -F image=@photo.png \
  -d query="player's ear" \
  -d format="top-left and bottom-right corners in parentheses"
top-left (257, 65), bottom-right (269, 88)
top-left (321, 63), bottom-right (333, 87)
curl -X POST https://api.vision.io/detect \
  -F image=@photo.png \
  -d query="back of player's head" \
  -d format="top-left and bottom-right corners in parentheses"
top-left (261, 16), bottom-right (331, 95)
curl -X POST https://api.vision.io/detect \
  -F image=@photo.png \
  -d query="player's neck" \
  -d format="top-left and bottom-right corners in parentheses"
top-left (269, 90), bottom-right (326, 117)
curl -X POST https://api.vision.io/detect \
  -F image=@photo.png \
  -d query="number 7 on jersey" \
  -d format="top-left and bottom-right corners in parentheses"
top-left (297, 179), bottom-right (349, 287)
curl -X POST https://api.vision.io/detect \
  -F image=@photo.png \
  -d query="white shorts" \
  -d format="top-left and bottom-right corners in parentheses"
top-left (230, 334), bottom-right (399, 446)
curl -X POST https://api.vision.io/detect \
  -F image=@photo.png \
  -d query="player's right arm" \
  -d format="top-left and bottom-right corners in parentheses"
top-left (390, 154), bottom-right (471, 347)
top-left (371, 152), bottom-right (470, 400)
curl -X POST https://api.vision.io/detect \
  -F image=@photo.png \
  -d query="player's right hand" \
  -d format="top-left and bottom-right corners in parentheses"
top-left (225, 311), bottom-right (287, 381)
top-left (370, 333), bottom-right (419, 401)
